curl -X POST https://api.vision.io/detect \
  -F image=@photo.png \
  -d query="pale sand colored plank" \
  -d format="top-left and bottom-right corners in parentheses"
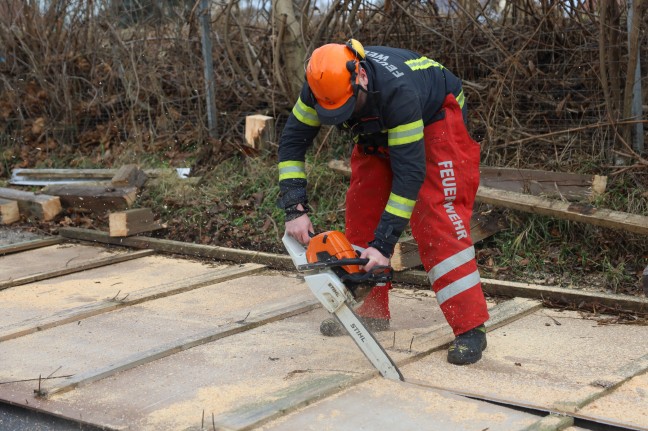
top-left (0, 254), bottom-right (233, 329)
top-left (0, 249), bottom-right (154, 291)
top-left (41, 298), bottom-right (319, 397)
top-left (0, 243), bottom-right (137, 284)
top-left (0, 263), bottom-right (265, 342)
top-left (403, 308), bottom-right (648, 426)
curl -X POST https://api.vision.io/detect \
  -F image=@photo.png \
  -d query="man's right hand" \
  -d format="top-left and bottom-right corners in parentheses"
top-left (285, 204), bottom-right (313, 245)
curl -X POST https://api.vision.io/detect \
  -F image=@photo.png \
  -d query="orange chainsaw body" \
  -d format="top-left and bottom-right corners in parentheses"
top-left (306, 231), bottom-right (361, 275)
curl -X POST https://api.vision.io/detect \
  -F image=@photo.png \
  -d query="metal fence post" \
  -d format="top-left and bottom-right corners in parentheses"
top-left (627, 0), bottom-right (644, 153)
top-left (199, 0), bottom-right (218, 139)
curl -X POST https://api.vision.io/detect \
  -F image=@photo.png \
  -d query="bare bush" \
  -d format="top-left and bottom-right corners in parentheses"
top-left (0, 0), bottom-right (646, 179)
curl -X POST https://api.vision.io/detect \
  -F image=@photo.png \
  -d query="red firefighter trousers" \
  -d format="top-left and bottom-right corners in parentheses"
top-left (345, 94), bottom-right (490, 336)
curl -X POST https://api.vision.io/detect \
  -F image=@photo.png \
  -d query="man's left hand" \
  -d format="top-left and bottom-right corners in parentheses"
top-left (359, 247), bottom-right (390, 272)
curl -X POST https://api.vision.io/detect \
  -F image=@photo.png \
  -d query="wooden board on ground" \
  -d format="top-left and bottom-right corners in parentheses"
top-left (0, 243), bottom-right (143, 288)
top-left (0, 187), bottom-right (61, 221)
top-left (578, 370), bottom-right (648, 429)
top-left (109, 208), bottom-right (162, 237)
top-left (0, 273), bottom-right (314, 398)
top-left (257, 376), bottom-right (546, 431)
top-left (402, 308), bottom-right (648, 428)
top-left (0, 253), bottom-right (233, 331)
top-left (42, 184), bottom-right (138, 213)
top-left (0, 198), bottom-right (19, 225)
top-left (0, 288), bottom-right (541, 431)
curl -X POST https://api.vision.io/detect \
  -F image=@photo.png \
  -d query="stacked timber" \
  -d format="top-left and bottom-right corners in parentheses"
top-left (0, 165), bottom-right (163, 236)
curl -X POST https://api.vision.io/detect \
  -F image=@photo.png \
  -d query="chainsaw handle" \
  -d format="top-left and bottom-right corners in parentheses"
top-left (296, 258), bottom-right (369, 271)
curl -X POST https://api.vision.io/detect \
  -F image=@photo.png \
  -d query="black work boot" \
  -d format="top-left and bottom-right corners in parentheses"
top-left (320, 316), bottom-right (390, 337)
top-left (447, 324), bottom-right (487, 365)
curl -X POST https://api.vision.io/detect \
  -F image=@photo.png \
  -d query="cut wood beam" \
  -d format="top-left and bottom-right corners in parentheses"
top-left (109, 208), bottom-right (161, 237)
top-left (476, 185), bottom-right (648, 235)
top-left (110, 165), bottom-right (148, 188)
top-left (0, 198), bottom-right (19, 224)
top-left (42, 184), bottom-right (138, 213)
top-left (244, 114), bottom-right (275, 150)
top-left (0, 188), bottom-right (61, 221)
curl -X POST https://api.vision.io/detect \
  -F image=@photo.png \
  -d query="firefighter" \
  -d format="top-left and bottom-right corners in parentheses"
top-left (277, 40), bottom-right (490, 365)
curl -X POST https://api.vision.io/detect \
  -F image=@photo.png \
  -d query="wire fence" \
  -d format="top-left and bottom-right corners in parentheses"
top-left (0, 0), bottom-right (645, 176)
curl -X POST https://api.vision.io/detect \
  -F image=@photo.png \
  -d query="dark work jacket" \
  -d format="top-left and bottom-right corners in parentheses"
top-left (278, 45), bottom-right (464, 256)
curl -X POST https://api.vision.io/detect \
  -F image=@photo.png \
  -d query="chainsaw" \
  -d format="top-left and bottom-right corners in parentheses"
top-left (283, 230), bottom-right (404, 381)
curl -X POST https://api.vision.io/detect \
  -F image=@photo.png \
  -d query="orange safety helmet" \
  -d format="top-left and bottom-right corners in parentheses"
top-left (306, 39), bottom-right (366, 125)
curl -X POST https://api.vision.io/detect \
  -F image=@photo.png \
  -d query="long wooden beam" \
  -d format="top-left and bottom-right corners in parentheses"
top-left (476, 185), bottom-right (648, 235)
top-left (59, 227), bottom-right (295, 270)
top-left (394, 270), bottom-right (648, 314)
top-left (60, 227), bottom-right (648, 314)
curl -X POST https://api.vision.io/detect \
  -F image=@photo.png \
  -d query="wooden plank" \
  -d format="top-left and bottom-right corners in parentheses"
top-left (12, 168), bottom-right (117, 179)
top-left (10, 168), bottom-right (184, 186)
top-left (0, 188), bottom-right (61, 221)
top-left (479, 167), bottom-right (606, 200)
top-left (41, 298), bottom-right (319, 397)
top-left (109, 208), bottom-right (161, 237)
top-left (212, 298), bottom-right (542, 430)
top-left (0, 237), bottom-right (63, 255)
top-left (0, 249), bottom-right (155, 291)
top-left (254, 378), bottom-right (549, 431)
top-left (0, 198), bottom-right (19, 224)
top-left (577, 364), bottom-right (648, 429)
top-left (403, 312), bottom-right (648, 431)
top-left (476, 185), bottom-right (648, 235)
top-left (0, 263), bottom-right (266, 342)
top-left (244, 114), bottom-right (275, 150)
top-left (110, 164), bottom-right (148, 188)
top-left (391, 211), bottom-right (504, 271)
top-left (42, 184), bottom-right (138, 213)
top-left (328, 160), bottom-right (606, 201)
top-left (393, 270), bottom-right (648, 314)
top-left (60, 227), bottom-right (295, 270)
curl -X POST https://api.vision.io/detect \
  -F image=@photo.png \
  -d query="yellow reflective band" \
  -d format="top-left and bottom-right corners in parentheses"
top-left (385, 192), bottom-right (416, 219)
top-left (278, 161), bottom-right (306, 181)
top-left (405, 57), bottom-right (444, 71)
top-left (292, 97), bottom-right (320, 127)
top-left (455, 89), bottom-right (465, 109)
top-left (388, 120), bottom-right (424, 146)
